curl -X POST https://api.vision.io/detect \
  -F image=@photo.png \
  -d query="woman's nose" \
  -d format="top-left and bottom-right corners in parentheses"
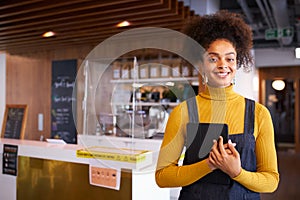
top-left (217, 60), bottom-right (228, 68)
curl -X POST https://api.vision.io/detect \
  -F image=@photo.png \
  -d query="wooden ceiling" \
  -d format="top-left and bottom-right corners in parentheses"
top-left (0, 0), bottom-right (197, 54)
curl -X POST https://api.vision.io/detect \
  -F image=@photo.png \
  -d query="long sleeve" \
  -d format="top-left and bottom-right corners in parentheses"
top-left (155, 103), bottom-right (213, 187)
top-left (232, 103), bottom-right (279, 192)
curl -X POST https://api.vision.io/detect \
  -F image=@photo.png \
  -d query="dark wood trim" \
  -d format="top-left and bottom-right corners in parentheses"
top-left (258, 66), bottom-right (300, 152)
top-left (296, 79), bottom-right (300, 152)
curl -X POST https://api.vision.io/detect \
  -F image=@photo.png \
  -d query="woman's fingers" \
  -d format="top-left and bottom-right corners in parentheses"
top-left (228, 141), bottom-right (239, 157)
top-left (218, 136), bottom-right (227, 155)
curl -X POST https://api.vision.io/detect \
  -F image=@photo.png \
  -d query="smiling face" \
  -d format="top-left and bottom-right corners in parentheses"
top-left (201, 39), bottom-right (237, 88)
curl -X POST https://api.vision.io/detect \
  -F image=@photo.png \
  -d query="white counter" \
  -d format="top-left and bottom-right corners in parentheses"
top-left (0, 136), bottom-right (170, 200)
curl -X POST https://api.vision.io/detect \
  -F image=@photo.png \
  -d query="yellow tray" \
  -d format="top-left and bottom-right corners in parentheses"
top-left (76, 146), bottom-right (150, 163)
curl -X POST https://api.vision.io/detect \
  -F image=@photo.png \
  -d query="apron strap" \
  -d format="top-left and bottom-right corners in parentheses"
top-left (186, 97), bottom-right (199, 123)
top-left (244, 98), bottom-right (255, 134)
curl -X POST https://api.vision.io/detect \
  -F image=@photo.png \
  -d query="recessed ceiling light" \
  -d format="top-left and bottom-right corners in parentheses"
top-left (116, 21), bottom-right (130, 27)
top-left (42, 31), bottom-right (56, 38)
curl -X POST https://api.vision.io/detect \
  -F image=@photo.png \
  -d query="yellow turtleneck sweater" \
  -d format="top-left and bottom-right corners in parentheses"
top-left (155, 85), bottom-right (279, 193)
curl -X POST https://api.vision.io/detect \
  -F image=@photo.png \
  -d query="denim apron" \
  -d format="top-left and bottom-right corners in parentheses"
top-left (178, 97), bottom-right (260, 200)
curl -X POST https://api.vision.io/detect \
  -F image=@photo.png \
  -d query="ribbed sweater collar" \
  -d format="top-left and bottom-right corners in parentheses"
top-left (199, 84), bottom-right (239, 101)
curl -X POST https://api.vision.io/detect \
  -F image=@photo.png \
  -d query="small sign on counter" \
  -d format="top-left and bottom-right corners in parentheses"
top-left (2, 144), bottom-right (18, 176)
top-left (89, 159), bottom-right (121, 190)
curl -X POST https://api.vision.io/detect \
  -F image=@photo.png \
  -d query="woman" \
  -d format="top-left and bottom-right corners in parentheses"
top-left (155, 10), bottom-right (279, 200)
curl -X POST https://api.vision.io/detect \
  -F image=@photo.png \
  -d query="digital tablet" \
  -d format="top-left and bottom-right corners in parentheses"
top-left (186, 123), bottom-right (229, 160)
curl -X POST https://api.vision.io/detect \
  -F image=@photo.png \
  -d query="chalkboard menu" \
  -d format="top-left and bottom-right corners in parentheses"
top-left (51, 59), bottom-right (77, 144)
top-left (2, 144), bottom-right (18, 176)
top-left (1, 105), bottom-right (28, 139)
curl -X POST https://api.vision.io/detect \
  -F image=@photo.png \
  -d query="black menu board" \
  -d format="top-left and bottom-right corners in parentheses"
top-left (51, 59), bottom-right (77, 144)
top-left (2, 144), bottom-right (18, 176)
top-left (1, 105), bottom-right (28, 139)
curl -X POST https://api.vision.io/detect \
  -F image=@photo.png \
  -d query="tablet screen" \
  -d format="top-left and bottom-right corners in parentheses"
top-left (186, 123), bottom-right (228, 161)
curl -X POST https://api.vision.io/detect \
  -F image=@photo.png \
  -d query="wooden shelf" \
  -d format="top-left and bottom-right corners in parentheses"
top-left (111, 102), bottom-right (179, 107)
top-left (110, 77), bottom-right (198, 84)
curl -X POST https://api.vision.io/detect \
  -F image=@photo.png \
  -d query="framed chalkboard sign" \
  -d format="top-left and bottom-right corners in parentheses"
top-left (1, 104), bottom-right (28, 139)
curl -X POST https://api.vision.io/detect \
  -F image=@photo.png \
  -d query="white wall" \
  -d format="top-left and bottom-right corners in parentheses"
top-left (0, 53), bottom-right (6, 130)
top-left (254, 47), bottom-right (300, 67)
top-left (0, 54), bottom-right (13, 200)
top-left (234, 67), bottom-right (259, 101)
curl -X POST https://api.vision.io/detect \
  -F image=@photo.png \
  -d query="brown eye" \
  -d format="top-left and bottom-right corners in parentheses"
top-left (227, 58), bottom-right (235, 63)
top-left (208, 57), bottom-right (217, 63)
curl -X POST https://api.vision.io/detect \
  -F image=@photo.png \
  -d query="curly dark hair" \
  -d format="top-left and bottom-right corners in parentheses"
top-left (182, 10), bottom-right (253, 72)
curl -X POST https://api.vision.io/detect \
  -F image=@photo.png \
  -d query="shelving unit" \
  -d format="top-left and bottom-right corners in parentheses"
top-left (110, 76), bottom-right (198, 110)
top-left (102, 50), bottom-right (201, 138)
top-left (109, 76), bottom-right (199, 139)
top-left (110, 77), bottom-right (198, 84)
top-left (111, 102), bottom-right (179, 107)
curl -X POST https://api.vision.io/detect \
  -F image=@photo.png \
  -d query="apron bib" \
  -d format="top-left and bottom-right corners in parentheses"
top-left (178, 97), bottom-right (260, 200)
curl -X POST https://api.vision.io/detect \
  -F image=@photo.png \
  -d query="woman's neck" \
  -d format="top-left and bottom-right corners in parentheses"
top-left (200, 84), bottom-right (238, 101)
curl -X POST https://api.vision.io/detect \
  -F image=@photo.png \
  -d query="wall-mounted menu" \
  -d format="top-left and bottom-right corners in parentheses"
top-left (1, 105), bottom-right (28, 139)
top-left (51, 59), bottom-right (77, 144)
top-left (2, 144), bottom-right (18, 176)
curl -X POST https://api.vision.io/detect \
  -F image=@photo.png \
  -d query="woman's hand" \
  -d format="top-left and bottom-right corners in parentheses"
top-left (208, 136), bottom-right (242, 178)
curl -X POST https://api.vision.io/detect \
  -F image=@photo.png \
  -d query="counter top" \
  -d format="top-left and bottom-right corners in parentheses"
top-left (0, 135), bottom-right (162, 171)
top-left (0, 136), bottom-right (170, 200)
top-left (0, 138), bottom-right (85, 164)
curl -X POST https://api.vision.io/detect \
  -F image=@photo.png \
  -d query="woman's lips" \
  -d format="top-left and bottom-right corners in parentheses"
top-left (215, 72), bottom-right (230, 78)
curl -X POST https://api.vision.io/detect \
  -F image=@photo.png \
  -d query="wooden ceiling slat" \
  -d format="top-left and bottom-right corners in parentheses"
top-left (0, 0), bottom-right (197, 53)
top-left (190, 10), bottom-right (195, 17)
top-left (0, 0), bottom-right (165, 32)
top-left (0, 20), bottom-right (184, 49)
top-left (170, 0), bottom-right (179, 15)
top-left (3, 27), bottom-right (183, 54)
top-left (0, 15), bottom-right (185, 45)
top-left (0, 10), bottom-right (182, 40)
top-left (0, 0), bottom-right (160, 25)
top-left (0, 0), bottom-right (176, 39)
top-left (184, 6), bottom-right (191, 19)
top-left (0, 0), bottom-right (90, 17)
top-left (177, 1), bottom-right (186, 19)
top-left (0, 0), bottom-right (43, 10)
top-left (0, 10), bottom-right (178, 40)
